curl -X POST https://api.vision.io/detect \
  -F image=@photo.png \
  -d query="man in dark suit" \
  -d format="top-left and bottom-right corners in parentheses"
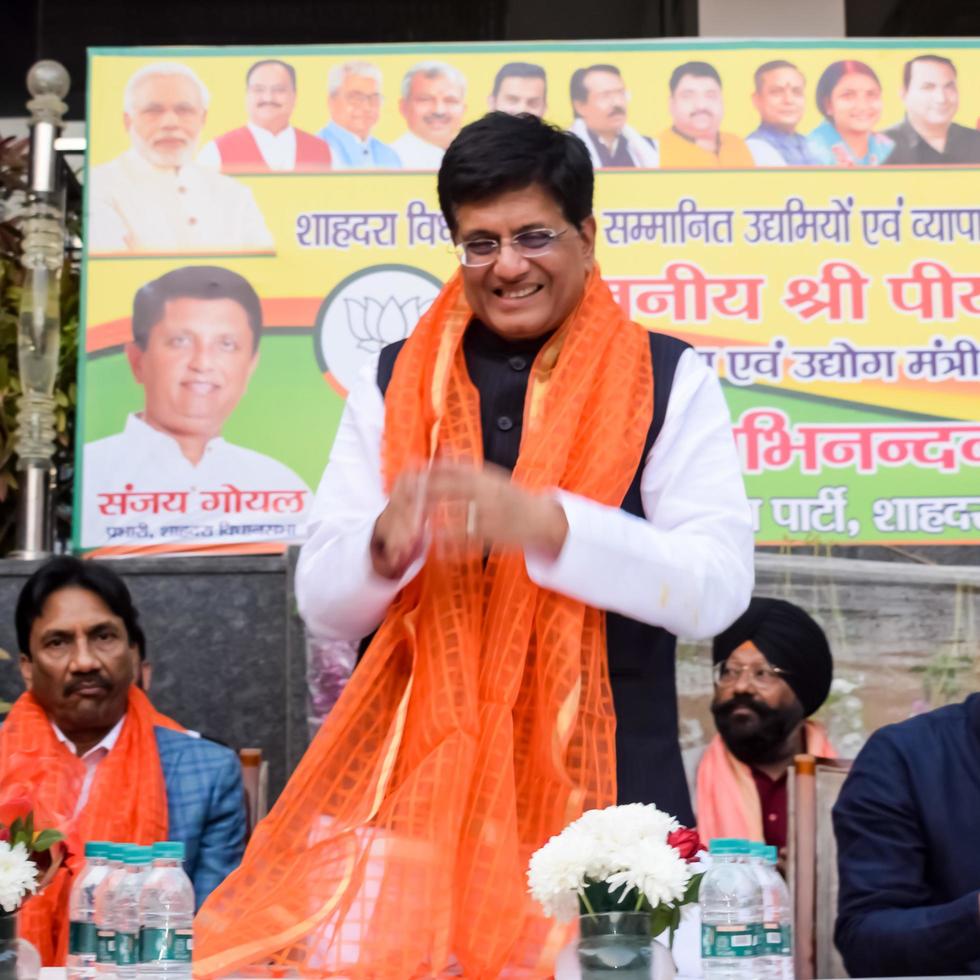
top-left (833, 693), bottom-right (980, 975)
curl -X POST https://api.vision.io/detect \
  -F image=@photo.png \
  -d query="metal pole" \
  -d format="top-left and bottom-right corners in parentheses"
top-left (12, 60), bottom-right (71, 559)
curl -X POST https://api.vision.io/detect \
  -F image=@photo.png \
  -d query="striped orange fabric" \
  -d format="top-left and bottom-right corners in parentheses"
top-left (0, 687), bottom-right (179, 965)
top-left (194, 267), bottom-right (654, 978)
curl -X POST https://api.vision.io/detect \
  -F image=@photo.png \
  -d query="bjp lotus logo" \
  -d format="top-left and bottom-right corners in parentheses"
top-left (345, 295), bottom-right (431, 353)
top-left (315, 264), bottom-right (443, 394)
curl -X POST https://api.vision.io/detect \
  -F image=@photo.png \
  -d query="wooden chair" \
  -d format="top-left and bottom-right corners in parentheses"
top-left (239, 747), bottom-right (269, 838)
top-left (787, 754), bottom-right (853, 980)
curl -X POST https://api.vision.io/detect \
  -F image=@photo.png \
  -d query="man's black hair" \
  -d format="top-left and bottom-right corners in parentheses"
top-left (437, 111), bottom-right (593, 237)
top-left (492, 62), bottom-right (547, 99)
top-left (246, 59), bottom-right (297, 90)
top-left (16, 556), bottom-right (146, 661)
top-left (669, 61), bottom-right (722, 94)
top-left (753, 60), bottom-right (801, 93)
top-left (902, 54), bottom-right (956, 90)
top-left (131, 265), bottom-right (263, 352)
top-left (569, 64), bottom-right (622, 114)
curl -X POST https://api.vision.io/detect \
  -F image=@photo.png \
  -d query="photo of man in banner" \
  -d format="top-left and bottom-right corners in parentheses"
top-left (81, 265), bottom-right (311, 550)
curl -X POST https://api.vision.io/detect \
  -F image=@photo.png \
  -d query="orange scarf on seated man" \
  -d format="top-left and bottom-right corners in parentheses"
top-left (695, 720), bottom-right (837, 845)
top-left (194, 266), bottom-right (654, 979)
top-left (0, 686), bottom-right (181, 965)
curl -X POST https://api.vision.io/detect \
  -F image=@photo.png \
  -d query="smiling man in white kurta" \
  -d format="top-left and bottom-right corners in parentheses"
top-left (88, 62), bottom-right (273, 254)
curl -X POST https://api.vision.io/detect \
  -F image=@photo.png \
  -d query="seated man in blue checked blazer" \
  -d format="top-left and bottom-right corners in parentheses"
top-left (1, 556), bottom-right (247, 964)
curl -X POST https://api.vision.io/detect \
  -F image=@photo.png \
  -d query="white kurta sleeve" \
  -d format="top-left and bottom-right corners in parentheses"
top-left (87, 165), bottom-right (131, 252)
top-left (295, 357), bottom-right (423, 642)
top-left (523, 348), bottom-right (754, 639)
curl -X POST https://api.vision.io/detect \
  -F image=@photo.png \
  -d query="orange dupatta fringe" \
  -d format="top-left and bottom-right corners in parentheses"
top-left (695, 721), bottom-right (837, 844)
top-left (194, 267), bottom-right (653, 979)
top-left (0, 687), bottom-right (178, 965)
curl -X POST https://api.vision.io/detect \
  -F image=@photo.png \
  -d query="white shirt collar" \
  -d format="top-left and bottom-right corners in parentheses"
top-left (51, 712), bottom-right (126, 760)
top-left (246, 121), bottom-right (295, 143)
top-left (125, 412), bottom-right (226, 461)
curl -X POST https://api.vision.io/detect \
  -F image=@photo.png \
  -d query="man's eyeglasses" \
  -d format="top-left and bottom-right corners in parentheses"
top-left (453, 228), bottom-right (569, 268)
top-left (713, 660), bottom-right (789, 690)
top-left (342, 91), bottom-right (382, 107)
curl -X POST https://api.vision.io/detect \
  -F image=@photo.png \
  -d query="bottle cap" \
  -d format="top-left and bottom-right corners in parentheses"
top-left (747, 841), bottom-right (767, 859)
top-left (84, 841), bottom-right (112, 859)
top-left (108, 844), bottom-right (131, 863)
top-left (152, 841), bottom-right (185, 860)
top-left (765, 845), bottom-right (779, 864)
top-left (125, 845), bottom-right (153, 865)
top-left (709, 837), bottom-right (750, 855)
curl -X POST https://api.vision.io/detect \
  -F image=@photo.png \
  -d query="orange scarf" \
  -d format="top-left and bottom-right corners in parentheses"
top-left (695, 721), bottom-right (836, 844)
top-left (0, 687), bottom-right (179, 965)
top-left (194, 267), bottom-right (653, 979)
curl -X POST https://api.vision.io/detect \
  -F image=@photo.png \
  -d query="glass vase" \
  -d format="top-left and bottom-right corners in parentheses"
top-left (577, 911), bottom-right (653, 979)
top-left (0, 914), bottom-right (40, 980)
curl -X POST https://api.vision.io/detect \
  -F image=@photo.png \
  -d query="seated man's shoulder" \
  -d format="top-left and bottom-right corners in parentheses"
top-left (154, 726), bottom-right (240, 772)
top-left (863, 696), bottom-right (973, 760)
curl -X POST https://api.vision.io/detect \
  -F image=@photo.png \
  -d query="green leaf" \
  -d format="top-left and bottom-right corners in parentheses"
top-left (683, 871), bottom-right (704, 904)
top-left (32, 828), bottom-right (65, 852)
top-left (649, 903), bottom-right (673, 941)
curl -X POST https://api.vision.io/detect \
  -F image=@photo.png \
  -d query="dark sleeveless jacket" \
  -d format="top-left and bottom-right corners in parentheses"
top-left (376, 321), bottom-right (694, 825)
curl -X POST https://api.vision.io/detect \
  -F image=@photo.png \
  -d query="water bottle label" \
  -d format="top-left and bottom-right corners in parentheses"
top-left (701, 924), bottom-right (761, 958)
top-left (69, 920), bottom-right (97, 955)
top-left (764, 921), bottom-right (783, 954)
top-left (96, 929), bottom-right (115, 963)
top-left (781, 922), bottom-right (793, 956)
top-left (140, 927), bottom-right (193, 963)
top-left (115, 931), bottom-right (138, 966)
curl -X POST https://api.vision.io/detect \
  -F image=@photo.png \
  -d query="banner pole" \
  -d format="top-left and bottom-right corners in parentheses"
top-left (12, 60), bottom-right (70, 559)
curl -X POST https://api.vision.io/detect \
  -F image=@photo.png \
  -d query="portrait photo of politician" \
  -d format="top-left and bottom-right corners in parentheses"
top-left (318, 61), bottom-right (402, 169)
top-left (745, 61), bottom-right (821, 166)
top-left (87, 62), bottom-right (273, 254)
top-left (82, 266), bottom-right (310, 546)
top-left (659, 61), bottom-right (754, 168)
top-left (197, 59), bottom-right (333, 173)
top-left (487, 62), bottom-right (548, 118)
top-left (884, 55), bottom-right (980, 165)
top-left (391, 61), bottom-right (467, 170)
top-left (568, 63), bottom-right (659, 168)
top-left (807, 60), bottom-right (895, 166)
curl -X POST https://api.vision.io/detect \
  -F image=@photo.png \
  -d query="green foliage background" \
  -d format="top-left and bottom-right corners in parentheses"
top-left (0, 136), bottom-right (80, 554)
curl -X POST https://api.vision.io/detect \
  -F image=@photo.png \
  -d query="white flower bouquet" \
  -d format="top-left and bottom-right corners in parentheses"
top-left (527, 803), bottom-right (704, 944)
top-left (0, 802), bottom-right (67, 914)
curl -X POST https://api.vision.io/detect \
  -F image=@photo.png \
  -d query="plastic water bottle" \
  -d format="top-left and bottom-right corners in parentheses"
top-left (746, 843), bottom-right (780, 980)
top-left (759, 845), bottom-right (793, 980)
top-left (138, 841), bottom-right (195, 978)
top-left (94, 844), bottom-right (130, 976)
top-left (700, 838), bottom-right (763, 980)
top-left (67, 841), bottom-right (112, 980)
top-left (114, 846), bottom-right (152, 979)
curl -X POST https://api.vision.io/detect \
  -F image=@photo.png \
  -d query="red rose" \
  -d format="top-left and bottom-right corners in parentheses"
top-left (667, 826), bottom-right (703, 862)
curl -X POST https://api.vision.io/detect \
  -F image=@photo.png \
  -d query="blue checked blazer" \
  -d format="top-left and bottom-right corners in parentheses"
top-left (155, 727), bottom-right (247, 909)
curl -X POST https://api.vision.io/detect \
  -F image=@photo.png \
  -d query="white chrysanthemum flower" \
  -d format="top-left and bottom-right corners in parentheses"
top-left (527, 827), bottom-right (591, 919)
top-left (528, 803), bottom-right (691, 921)
top-left (0, 841), bottom-right (38, 913)
top-left (606, 839), bottom-right (692, 909)
top-left (572, 804), bottom-right (678, 850)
